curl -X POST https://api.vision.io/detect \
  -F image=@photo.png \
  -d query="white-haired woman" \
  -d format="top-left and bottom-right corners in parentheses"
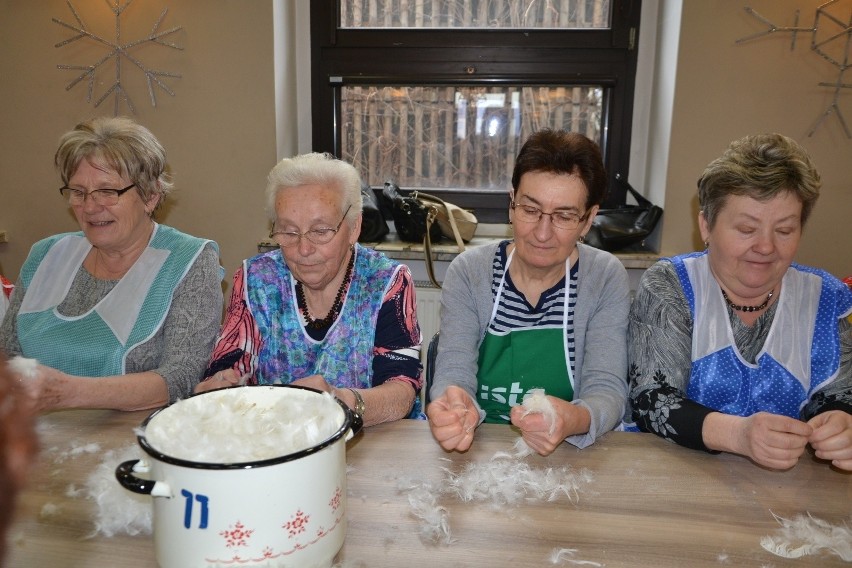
top-left (197, 153), bottom-right (423, 426)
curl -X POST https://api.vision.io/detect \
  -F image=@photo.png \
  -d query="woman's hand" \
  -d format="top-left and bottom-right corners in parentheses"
top-left (808, 410), bottom-right (852, 471)
top-left (194, 369), bottom-right (244, 393)
top-left (509, 396), bottom-right (591, 456)
top-left (290, 374), bottom-right (334, 393)
top-left (738, 412), bottom-right (812, 469)
top-left (426, 385), bottom-right (478, 452)
top-left (705, 411), bottom-right (812, 470)
top-left (290, 374), bottom-right (355, 410)
top-left (11, 362), bottom-right (64, 413)
top-left (9, 359), bottom-right (168, 412)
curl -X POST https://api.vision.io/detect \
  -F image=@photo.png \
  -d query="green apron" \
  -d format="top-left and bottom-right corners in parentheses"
top-left (476, 250), bottom-right (575, 423)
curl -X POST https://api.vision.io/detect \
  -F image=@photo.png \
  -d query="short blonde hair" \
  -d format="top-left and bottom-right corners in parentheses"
top-left (698, 133), bottom-right (820, 228)
top-left (55, 116), bottom-right (173, 208)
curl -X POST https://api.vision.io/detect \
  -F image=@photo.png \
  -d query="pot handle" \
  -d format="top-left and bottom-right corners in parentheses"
top-left (116, 459), bottom-right (172, 498)
top-left (346, 407), bottom-right (364, 441)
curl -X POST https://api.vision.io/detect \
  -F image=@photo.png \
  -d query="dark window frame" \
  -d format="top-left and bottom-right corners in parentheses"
top-left (310, 0), bottom-right (642, 220)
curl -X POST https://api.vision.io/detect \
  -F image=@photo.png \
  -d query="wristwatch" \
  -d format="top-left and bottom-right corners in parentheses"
top-left (347, 388), bottom-right (366, 417)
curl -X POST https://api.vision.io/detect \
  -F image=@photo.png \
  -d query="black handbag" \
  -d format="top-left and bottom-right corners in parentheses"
top-left (584, 176), bottom-right (663, 252)
top-left (358, 182), bottom-right (390, 243)
top-left (382, 181), bottom-right (443, 244)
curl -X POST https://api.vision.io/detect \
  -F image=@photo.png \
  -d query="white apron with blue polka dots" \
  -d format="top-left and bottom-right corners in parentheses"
top-left (671, 252), bottom-right (851, 418)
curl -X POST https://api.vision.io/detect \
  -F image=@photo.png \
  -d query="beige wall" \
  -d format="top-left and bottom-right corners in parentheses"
top-left (0, 0), bottom-right (277, 291)
top-left (1, 0), bottom-right (850, 294)
top-left (661, 0), bottom-right (851, 278)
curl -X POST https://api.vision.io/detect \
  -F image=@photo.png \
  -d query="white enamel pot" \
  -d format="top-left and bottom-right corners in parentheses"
top-left (116, 385), bottom-right (363, 568)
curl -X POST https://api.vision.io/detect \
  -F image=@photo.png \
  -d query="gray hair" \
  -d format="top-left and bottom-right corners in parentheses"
top-left (698, 133), bottom-right (821, 229)
top-left (54, 116), bottom-right (173, 208)
top-left (264, 152), bottom-right (362, 225)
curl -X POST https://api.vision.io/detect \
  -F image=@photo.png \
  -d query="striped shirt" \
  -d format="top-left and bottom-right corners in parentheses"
top-left (488, 242), bottom-right (579, 373)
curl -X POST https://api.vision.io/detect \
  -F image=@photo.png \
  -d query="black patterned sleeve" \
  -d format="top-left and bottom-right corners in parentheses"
top-left (627, 261), bottom-right (717, 451)
top-left (802, 316), bottom-right (852, 419)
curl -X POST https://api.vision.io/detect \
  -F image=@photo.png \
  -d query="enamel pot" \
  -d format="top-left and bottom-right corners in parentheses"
top-left (116, 384), bottom-right (362, 568)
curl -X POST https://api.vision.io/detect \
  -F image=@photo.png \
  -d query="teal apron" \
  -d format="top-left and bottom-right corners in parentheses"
top-left (476, 249), bottom-right (574, 423)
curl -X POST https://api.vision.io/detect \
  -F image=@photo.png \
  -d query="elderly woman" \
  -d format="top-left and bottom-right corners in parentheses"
top-left (628, 133), bottom-right (852, 471)
top-left (0, 117), bottom-right (223, 412)
top-left (196, 152), bottom-right (422, 426)
top-left (427, 129), bottom-right (631, 456)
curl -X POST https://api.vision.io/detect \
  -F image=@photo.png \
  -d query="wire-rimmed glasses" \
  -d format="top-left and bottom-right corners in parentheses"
top-left (510, 201), bottom-right (588, 230)
top-left (269, 205), bottom-right (352, 247)
top-left (59, 184), bottom-right (136, 206)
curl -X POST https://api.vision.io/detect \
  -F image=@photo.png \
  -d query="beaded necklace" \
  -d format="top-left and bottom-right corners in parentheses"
top-left (720, 288), bottom-right (774, 313)
top-left (296, 246), bottom-right (355, 331)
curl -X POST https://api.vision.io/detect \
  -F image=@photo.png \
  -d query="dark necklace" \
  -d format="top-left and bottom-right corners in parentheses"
top-left (296, 247), bottom-right (355, 331)
top-left (721, 288), bottom-right (774, 313)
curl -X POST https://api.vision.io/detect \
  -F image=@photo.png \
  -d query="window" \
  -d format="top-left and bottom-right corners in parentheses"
top-left (310, 1), bottom-right (642, 220)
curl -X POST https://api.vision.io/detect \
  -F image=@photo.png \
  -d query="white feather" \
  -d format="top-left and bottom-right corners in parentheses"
top-left (7, 356), bottom-right (38, 378)
top-left (144, 389), bottom-right (343, 463)
top-left (760, 511), bottom-right (852, 561)
top-left (83, 444), bottom-right (153, 537)
top-left (550, 547), bottom-right (603, 566)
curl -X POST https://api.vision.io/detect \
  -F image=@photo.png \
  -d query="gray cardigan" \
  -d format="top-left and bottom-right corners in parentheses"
top-left (431, 241), bottom-right (630, 448)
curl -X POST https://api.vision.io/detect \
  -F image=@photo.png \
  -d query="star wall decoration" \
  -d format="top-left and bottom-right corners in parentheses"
top-left (53, 0), bottom-right (184, 115)
top-left (736, 1), bottom-right (851, 138)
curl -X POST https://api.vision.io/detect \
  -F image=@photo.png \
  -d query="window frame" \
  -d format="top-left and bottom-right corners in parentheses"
top-left (310, 0), bottom-right (642, 219)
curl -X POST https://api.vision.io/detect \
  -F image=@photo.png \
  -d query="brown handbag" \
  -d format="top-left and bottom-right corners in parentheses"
top-left (411, 191), bottom-right (478, 250)
top-left (418, 192), bottom-right (478, 289)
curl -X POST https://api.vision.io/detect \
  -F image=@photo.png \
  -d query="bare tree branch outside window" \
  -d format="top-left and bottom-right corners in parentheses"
top-left (313, 0), bottom-right (638, 209)
top-left (341, 0), bottom-right (611, 30)
top-left (342, 85), bottom-right (603, 190)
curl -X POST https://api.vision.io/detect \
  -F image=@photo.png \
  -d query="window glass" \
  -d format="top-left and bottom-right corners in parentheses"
top-left (341, 0), bottom-right (611, 30)
top-left (342, 84), bottom-right (602, 191)
top-left (311, 0), bottom-right (639, 212)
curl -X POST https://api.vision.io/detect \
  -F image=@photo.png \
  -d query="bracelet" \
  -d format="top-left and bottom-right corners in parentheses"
top-left (347, 388), bottom-right (366, 417)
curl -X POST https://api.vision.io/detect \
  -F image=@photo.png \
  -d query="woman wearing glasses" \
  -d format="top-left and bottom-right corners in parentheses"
top-left (427, 129), bottom-right (630, 456)
top-left (197, 153), bottom-right (423, 426)
top-left (0, 117), bottom-right (223, 412)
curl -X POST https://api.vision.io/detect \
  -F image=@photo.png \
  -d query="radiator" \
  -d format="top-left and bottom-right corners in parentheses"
top-left (414, 281), bottom-right (442, 365)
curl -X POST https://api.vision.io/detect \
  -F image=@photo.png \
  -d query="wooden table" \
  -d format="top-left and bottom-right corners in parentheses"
top-left (6, 411), bottom-right (851, 567)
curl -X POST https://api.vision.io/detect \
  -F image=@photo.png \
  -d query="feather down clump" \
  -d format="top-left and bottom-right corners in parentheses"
top-left (144, 389), bottom-right (342, 463)
top-left (760, 512), bottom-right (852, 561)
top-left (398, 450), bottom-right (592, 547)
top-left (8, 356), bottom-right (38, 378)
top-left (406, 483), bottom-right (453, 545)
top-left (445, 453), bottom-right (593, 508)
top-left (520, 389), bottom-right (558, 435)
top-left (83, 444), bottom-right (153, 537)
top-left (513, 389), bottom-right (557, 456)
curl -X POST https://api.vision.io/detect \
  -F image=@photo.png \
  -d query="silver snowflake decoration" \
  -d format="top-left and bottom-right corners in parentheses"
top-left (736, 1), bottom-right (852, 138)
top-left (53, 0), bottom-right (184, 115)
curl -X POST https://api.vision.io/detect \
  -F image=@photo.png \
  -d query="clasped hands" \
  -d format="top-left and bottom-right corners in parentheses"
top-left (735, 410), bottom-right (852, 471)
top-left (426, 385), bottom-right (588, 456)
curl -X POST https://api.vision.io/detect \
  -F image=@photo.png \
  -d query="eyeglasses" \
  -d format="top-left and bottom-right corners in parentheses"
top-left (510, 201), bottom-right (588, 230)
top-left (269, 205), bottom-right (352, 247)
top-left (60, 184), bottom-right (136, 206)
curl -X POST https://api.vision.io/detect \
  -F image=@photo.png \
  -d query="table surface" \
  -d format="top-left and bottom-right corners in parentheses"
top-left (6, 410), bottom-right (851, 567)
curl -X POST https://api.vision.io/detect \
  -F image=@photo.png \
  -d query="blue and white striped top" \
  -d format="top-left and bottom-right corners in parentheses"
top-left (487, 242), bottom-right (579, 370)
